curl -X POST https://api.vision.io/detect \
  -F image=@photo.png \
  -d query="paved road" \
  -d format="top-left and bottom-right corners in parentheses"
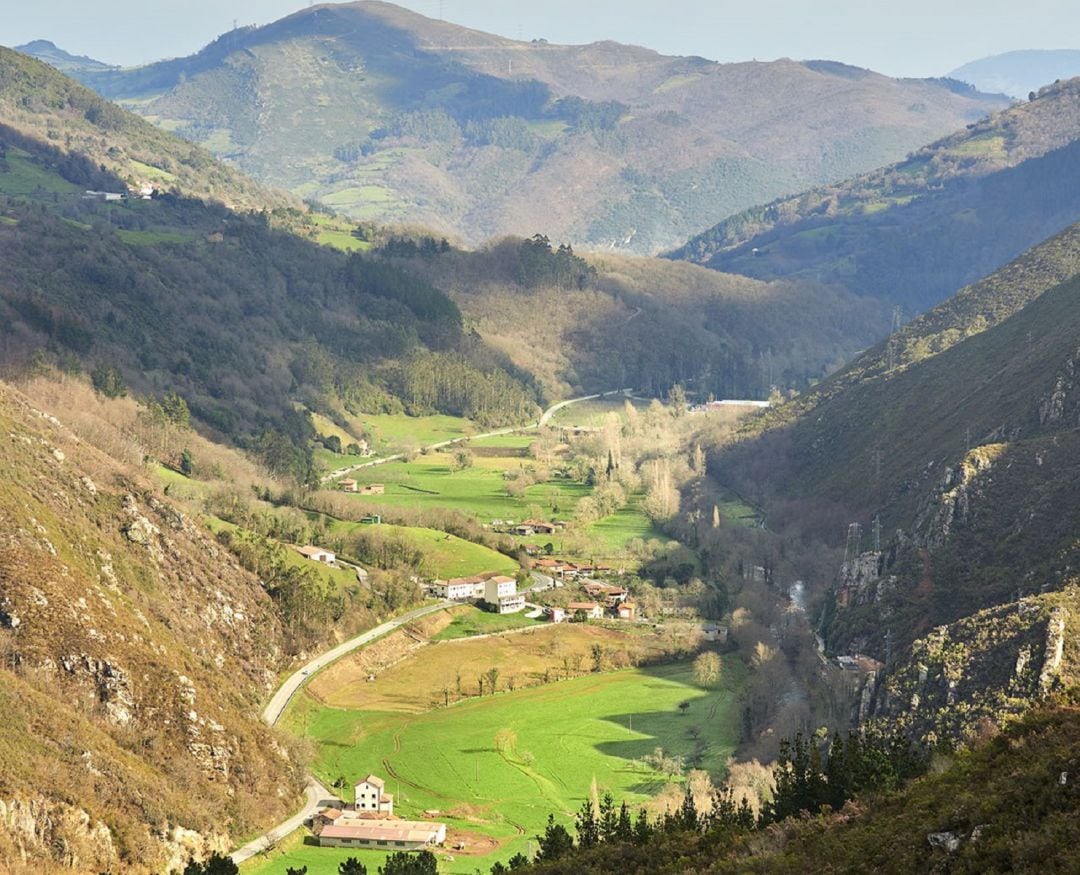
top-left (320, 388), bottom-right (633, 484)
top-left (262, 600), bottom-right (454, 726)
top-left (232, 600), bottom-right (453, 864)
top-left (231, 776), bottom-right (332, 865)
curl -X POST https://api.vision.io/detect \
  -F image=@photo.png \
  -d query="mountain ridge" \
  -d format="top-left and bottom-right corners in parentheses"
top-left (671, 75), bottom-right (1080, 313)
top-left (19, 1), bottom-right (1009, 253)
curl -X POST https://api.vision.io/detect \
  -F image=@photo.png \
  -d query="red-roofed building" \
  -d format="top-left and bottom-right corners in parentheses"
top-left (567, 601), bottom-right (604, 620)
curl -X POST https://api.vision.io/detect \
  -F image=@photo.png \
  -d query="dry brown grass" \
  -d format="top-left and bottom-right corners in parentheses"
top-left (309, 620), bottom-right (677, 712)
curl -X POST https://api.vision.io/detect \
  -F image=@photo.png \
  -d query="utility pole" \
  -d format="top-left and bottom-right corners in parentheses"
top-left (872, 515), bottom-right (881, 552)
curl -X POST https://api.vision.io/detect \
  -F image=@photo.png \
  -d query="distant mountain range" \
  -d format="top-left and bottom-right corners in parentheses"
top-left (672, 76), bottom-right (1080, 314)
top-left (15, 0), bottom-right (1009, 253)
top-left (950, 49), bottom-right (1080, 98)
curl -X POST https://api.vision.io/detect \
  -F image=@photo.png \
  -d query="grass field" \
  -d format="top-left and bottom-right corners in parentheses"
top-left (333, 442), bottom-right (663, 560)
top-left (586, 500), bottom-right (666, 552)
top-left (314, 516), bottom-right (518, 579)
top-left (359, 413), bottom-right (479, 455)
top-left (429, 605), bottom-right (545, 642)
top-left (269, 657), bottom-right (742, 874)
top-left (116, 228), bottom-right (194, 245)
top-left (548, 397), bottom-right (647, 428)
top-left (337, 452), bottom-right (592, 524)
top-left (0, 148), bottom-right (79, 196)
top-left (307, 621), bottom-right (696, 713)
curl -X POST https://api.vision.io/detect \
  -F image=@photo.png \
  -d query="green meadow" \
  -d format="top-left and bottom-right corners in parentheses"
top-left (0, 147), bottom-right (80, 196)
top-left (429, 605), bottom-right (545, 641)
top-left (336, 452), bottom-right (591, 524)
top-left (250, 660), bottom-right (742, 874)
top-left (324, 520), bottom-right (518, 579)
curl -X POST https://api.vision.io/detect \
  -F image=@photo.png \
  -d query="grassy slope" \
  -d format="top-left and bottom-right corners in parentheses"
top-left (320, 517), bottom-right (519, 578)
top-left (0, 46), bottom-right (292, 210)
top-left (43, 3), bottom-right (1007, 254)
top-left (339, 452), bottom-right (587, 516)
top-left (522, 699), bottom-right (1080, 874)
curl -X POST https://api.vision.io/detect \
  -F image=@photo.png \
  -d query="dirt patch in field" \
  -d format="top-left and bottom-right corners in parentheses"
top-left (441, 828), bottom-right (502, 855)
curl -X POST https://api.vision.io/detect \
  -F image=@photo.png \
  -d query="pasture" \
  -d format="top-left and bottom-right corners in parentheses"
top-left (268, 656), bottom-right (742, 874)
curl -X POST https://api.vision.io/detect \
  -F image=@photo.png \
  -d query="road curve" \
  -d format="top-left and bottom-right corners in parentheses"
top-left (320, 388), bottom-right (633, 483)
top-left (231, 776), bottom-right (331, 865)
top-left (232, 600), bottom-right (453, 863)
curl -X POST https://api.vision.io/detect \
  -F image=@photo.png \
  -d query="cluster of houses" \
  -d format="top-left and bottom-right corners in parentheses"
top-left (548, 580), bottom-right (636, 623)
top-left (82, 185), bottom-right (155, 202)
top-left (488, 518), bottom-right (566, 537)
top-left (689, 399), bottom-right (772, 413)
top-left (533, 556), bottom-right (614, 580)
top-left (427, 572), bottom-right (526, 614)
top-left (312, 773), bottom-right (447, 851)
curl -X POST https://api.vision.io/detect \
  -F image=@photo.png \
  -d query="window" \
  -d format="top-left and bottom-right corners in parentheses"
top-left (377, 840), bottom-right (388, 846)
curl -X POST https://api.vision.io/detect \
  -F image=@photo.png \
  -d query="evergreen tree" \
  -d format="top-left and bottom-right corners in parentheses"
top-left (339, 858), bottom-right (368, 875)
top-left (632, 808), bottom-right (652, 845)
top-left (825, 732), bottom-right (848, 810)
top-left (378, 850), bottom-right (437, 875)
top-left (679, 783), bottom-right (699, 831)
top-left (614, 801), bottom-right (633, 842)
top-left (598, 792), bottom-right (618, 842)
top-left (576, 798), bottom-right (599, 848)
top-left (182, 853), bottom-right (238, 875)
top-left (536, 814), bottom-right (574, 861)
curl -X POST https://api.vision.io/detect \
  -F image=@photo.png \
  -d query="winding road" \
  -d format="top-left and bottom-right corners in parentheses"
top-left (231, 600), bottom-right (453, 864)
top-left (319, 388), bottom-right (633, 484)
top-left (232, 387), bottom-right (632, 864)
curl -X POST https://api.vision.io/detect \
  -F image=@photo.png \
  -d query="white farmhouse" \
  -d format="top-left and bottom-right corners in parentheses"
top-left (354, 774), bottom-right (394, 815)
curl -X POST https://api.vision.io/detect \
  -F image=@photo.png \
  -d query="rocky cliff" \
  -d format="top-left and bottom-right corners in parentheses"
top-left (0, 380), bottom-right (304, 873)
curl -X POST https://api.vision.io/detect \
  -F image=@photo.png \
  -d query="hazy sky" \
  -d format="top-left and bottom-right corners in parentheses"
top-left (2, 0), bottom-right (1078, 78)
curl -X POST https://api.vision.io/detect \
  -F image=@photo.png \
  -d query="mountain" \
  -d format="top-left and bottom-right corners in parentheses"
top-left (379, 236), bottom-right (889, 401)
top-left (671, 76), bottom-right (1080, 314)
top-left (19, 1), bottom-right (1009, 254)
top-left (13, 39), bottom-right (114, 75)
top-left (0, 49), bottom-right (901, 497)
top-left (0, 378), bottom-right (305, 873)
top-left (950, 49), bottom-right (1080, 99)
top-left (697, 196), bottom-right (1080, 748)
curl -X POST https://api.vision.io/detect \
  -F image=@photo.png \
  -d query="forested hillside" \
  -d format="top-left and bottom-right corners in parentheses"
top-left (379, 234), bottom-right (889, 400)
top-left (672, 77), bottom-right (1080, 313)
top-left (0, 195), bottom-right (540, 481)
top-left (21, 1), bottom-right (1007, 253)
top-left (693, 196), bottom-right (1080, 750)
top-left (0, 65), bottom-right (902, 495)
